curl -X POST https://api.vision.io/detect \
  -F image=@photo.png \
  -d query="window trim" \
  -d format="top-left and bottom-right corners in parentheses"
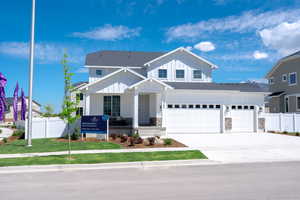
top-left (175, 69), bottom-right (185, 79)
top-left (193, 70), bottom-right (202, 79)
top-left (289, 72), bottom-right (297, 86)
top-left (282, 74), bottom-right (287, 82)
top-left (158, 69), bottom-right (168, 79)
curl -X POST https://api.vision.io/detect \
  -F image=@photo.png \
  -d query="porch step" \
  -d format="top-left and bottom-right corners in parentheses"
top-left (137, 127), bottom-right (166, 137)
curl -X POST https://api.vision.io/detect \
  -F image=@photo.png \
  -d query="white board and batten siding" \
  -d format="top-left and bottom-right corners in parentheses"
top-left (147, 50), bottom-right (212, 82)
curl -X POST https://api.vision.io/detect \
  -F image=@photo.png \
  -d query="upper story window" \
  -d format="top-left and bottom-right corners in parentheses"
top-left (282, 74), bottom-right (287, 82)
top-left (269, 77), bottom-right (274, 85)
top-left (176, 70), bottom-right (185, 79)
top-left (158, 69), bottom-right (167, 78)
top-left (96, 69), bottom-right (103, 76)
top-left (193, 70), bottom-right (202, 79)
top-left (289, 72), bottom-right (297, 86)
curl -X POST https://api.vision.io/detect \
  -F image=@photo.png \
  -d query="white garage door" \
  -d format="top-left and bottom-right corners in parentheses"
top-left (164, 108), bottom-right (221, 133)
top-left (231, 110), bottom-right (254, 132)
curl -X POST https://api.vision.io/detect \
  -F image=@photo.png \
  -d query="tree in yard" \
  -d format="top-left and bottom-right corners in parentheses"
top-left (60, 52), bottom-right (80, 159)
top-left (43, 104), bottom-right (54, 117)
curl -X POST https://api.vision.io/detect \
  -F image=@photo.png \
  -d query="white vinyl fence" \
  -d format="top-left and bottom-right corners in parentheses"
top-left (16, 117), bottom-right (80, 139)
top-left (262, 113), bottom-right (300, 133)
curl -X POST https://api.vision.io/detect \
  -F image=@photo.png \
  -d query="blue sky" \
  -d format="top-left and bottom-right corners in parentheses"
top-left (1, 0), bottom-right (300, 112)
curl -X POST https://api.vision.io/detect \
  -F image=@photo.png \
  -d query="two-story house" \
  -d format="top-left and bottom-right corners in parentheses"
top-left (75, 47), bottom-right (268, 136)
top-left (266, 51), bottom-right (300, 113)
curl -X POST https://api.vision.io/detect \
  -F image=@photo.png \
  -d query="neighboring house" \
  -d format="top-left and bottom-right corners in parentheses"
top-left (74, 47), bottom-right (268, 135)
top-left (4, 97), bottom-right (41, 122)
top-left (266, 51), bottom-right (300, 113)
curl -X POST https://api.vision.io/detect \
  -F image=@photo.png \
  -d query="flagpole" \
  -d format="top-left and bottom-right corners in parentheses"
top-left (27, 0), bottom-right (36, 147)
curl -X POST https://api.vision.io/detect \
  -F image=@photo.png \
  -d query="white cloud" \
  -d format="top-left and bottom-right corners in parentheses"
top-left (253, 50), bottom-right (268, 59)
top-left (194, 41), bottom-right (215, 52)
top-left (185, 46), bottom-right (193, 51)
top-left (0, 42), bottom-right (84, 64)
top-left (166, 9), bottom-right (300, 41)
top-left (259, 20), bottom-right (300, 56)
top-left (72, 24), bottom-right (141, 41)
top-left (76, 67), bottom-right (88, 73)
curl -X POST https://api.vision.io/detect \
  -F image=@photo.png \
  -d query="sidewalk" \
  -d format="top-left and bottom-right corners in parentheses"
top-left (0, 159), bottom-right (220, 174)
top-left (0, 147), bottom-right (195, 159)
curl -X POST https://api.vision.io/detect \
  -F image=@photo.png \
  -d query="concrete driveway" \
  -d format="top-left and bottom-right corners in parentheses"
top-left (169, 133), bottom-right (300, 163)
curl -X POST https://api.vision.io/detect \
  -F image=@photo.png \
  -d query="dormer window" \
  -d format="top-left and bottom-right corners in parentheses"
top-left (158, 69), bottom-right (167, 78)
top-left (176, 70), bottom-right (185, 79)
top-left (96, 69), bottom-right (103, 76)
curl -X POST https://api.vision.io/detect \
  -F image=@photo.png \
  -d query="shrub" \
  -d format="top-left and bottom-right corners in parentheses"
top-left (120, 135), bottom-right (128, 143)
top-left (110, 133), bottom-right (117, 140)
top-left (164, 138), bottom-right (173, 145)
top-left (11, 125), bottom-right (17, 129)
top-left (12, 129), bottom-right (25, 138)
top-left (296, 132), bottom-right (300, 136)
top-left (2, 138), bottom-right (7, 143)
top-left (0, 129), bottom-right (2, 134)
top-left (148, 137), bottom-right (156, 146)
top-left (71, 128), bottom-right (80, 140)
top-left (283, 131), bottom-right (288, 134)
top-left (128, 137), bottom-right (135, 146)
top-left (135, 137), bottom-right (143, 144)
top-left (132, 133), bottom-right (139, 139)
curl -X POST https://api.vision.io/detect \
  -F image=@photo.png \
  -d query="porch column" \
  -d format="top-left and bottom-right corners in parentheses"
top-left (254, 105), bottom-right (259, 133)
top-left (133, 91), bottom-right (139, 128)
top-left (85, 93), bottom-right (90, 115)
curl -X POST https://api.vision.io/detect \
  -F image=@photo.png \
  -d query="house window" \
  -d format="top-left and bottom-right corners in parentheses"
top-left (289, 72), bottom-right (297, 85)
top-left (96, 69), bottom-right (103, 76)
top-left (103, 96), bottom-right (120, 116)
top-left (167, 104), bottom-right (173, 108)
top-left (282, 74), bottom-right (287, 82)
top-left (76, 107), bottom-right (83, 116)
top-left (176, 70), bottom-right (185, 79)
top-left (158, 69), bottom-right (167, 78)
top-left (297, 97), bottom-right (300, 110)
top-left (269, 77), bottom-right (274, 85)
top-left (76, 93), bottom-right (83, 101)
top-left (193, 70), bottom-right (202, 79)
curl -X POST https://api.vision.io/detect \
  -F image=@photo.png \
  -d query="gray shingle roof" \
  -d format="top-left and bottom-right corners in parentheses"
top-left (165, 82), bottom-right (269, 92)
top-left (85, 50), bottom-right (165, 67)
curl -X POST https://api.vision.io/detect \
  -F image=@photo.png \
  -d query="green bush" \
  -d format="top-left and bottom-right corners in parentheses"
top-left (296, 132), bottom-right (300, 136)
top-left (71, 128), bottom-right (80, 140)
top-left (2, 138), bottom-right (7, 143)
top-left (12, 129), bottom-right (25, 138)
top-left (11, 125), bottom-right (17, 129)
top-left (164, 138), bottom-right (173, 145)
top-left (283, 131), bottom-right (288, 134)
top-left (0, 129), bottom-right (2, 134)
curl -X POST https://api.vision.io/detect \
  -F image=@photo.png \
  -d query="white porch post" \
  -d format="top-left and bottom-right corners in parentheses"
top-left (133, 91), bottom-right (139, 128)
top-left (220, 105), bottom-right (226, 133)
top-left (85, 93), bottom-right (90, 115)
top-left (254, 105), bottom-right (259, 133)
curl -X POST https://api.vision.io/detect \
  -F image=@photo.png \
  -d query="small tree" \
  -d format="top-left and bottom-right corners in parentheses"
top-left (60, 52), bottom-right (80, 159)
top-left (43, 104), bottom-right (54, 117)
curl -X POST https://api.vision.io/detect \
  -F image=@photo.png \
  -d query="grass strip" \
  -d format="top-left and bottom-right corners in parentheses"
top-left (0, 139), bottom-right (121, 154)
top-left (0, 150), bottom-right (207, 167)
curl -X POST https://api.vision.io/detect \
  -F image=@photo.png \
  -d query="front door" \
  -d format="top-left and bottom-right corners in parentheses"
top-left (138, 94), bottom-right (150, 125)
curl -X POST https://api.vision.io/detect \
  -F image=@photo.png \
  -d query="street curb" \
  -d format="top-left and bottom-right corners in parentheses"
top-left (0, 159), bottom-right (220, 174)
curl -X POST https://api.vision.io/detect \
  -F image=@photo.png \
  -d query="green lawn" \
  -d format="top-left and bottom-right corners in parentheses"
top-left (0, 139), bottom-right (121, 154)
top-left (0, 150), bottom-right (207, 167)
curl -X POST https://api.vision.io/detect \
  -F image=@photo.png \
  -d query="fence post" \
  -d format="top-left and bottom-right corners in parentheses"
top-left (293, 113), bottom-right (296, 133)
top-left (254, 106), bottom-right (259, 133)
top-left (220, 105), bottom-right (225, 133)
top-left (279, 113), bottom-right (283, 132)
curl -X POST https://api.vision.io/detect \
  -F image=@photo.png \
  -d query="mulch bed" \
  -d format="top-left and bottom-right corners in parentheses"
top-left (55, 137), bottom-right (186, 148)
top-left (109, 137), bottom-right (186, 148)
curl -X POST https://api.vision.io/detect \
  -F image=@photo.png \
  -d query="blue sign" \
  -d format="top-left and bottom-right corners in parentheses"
top-left (81, 115), bottom-right (109, 134)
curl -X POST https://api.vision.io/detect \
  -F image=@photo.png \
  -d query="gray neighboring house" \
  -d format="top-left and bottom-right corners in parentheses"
top-left (266, 51), bottom-right (300, 113)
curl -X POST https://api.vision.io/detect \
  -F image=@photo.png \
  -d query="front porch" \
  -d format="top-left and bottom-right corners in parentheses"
top-left (82, 78), bottom-right (173, 136)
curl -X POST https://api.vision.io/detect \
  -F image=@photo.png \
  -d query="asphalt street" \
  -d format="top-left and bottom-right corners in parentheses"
top-left (1, 162), bottom-right (300, 200)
